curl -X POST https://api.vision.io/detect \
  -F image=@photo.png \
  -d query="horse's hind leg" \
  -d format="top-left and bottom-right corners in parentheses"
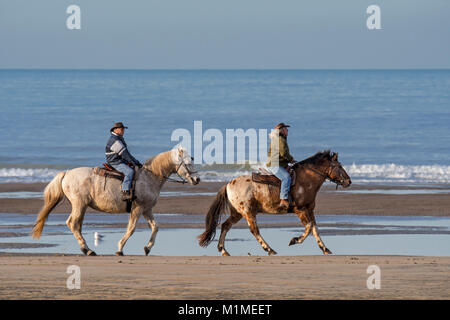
top-left (289, 207), bottom-right (312, 246)
top-left (245, 214), bottom-right (277, 256)
top-left (218, 211), bottom-right (242, 256)
top-left (66, 204), bottom-right (95, 256)
top-left (116, 206), bottom-right (143, 256)
top-left (142, 209), bottom-right (158, 256)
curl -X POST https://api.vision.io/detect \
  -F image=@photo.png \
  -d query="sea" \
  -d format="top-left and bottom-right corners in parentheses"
top-left (1, 69), bottom-right (449, 185)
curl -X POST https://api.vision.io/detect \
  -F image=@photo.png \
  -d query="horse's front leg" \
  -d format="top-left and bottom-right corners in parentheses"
top-left (116, 205), bottom-right (143, 256)
top-left (311, 221), bottom-right (332, 254)
top-left (142, 208), bottom-right (158, 256)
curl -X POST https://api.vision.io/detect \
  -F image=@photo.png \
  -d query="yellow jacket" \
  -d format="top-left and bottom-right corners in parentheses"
top-left (266, 133), bottom-right (294, 168)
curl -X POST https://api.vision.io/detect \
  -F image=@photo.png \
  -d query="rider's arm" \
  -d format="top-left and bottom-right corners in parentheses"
top-left (121, 149), bottom-right (141, 167)
top-left (279, 137), bottom-right (294, 163)
top-left (110, 140), bottom-right (141, 167)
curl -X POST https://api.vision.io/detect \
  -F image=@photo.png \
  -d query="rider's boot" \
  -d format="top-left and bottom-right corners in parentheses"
top-left (121, 190), bottom-right (133, 201)
top-left (277, 199), bottom-right (290, 213)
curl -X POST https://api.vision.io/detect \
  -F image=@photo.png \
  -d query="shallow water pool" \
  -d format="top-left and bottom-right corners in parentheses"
top-left (0, 213), bottom-right (449, 256)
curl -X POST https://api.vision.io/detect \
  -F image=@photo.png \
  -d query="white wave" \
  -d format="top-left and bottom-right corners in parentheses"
top-left (1, 164), bottom-right (449, 185)
top-left (344, 164), bottom-right (450, 184)
top-left (199, 163), bottom-right (450, 184)
top-left (0, 168), bottom-right (62, 183)
top-left (199, 170), bottom-right (252, 182)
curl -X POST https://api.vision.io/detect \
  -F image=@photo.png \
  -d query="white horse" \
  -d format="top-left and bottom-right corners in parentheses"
top-left (32, 147), bottom-right (200, 256)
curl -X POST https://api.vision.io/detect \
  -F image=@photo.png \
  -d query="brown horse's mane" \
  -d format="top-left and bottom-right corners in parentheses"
top-left (295, 150), bottom-right (333, 167)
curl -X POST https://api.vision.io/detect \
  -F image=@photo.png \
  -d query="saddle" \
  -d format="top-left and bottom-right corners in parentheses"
top-left (93, 163), bottom-right (125, 181)
top-left (252, 167), bottom-right (296, 212)
top-left (251, 167), bottom-right (296, 187)
top-left (93, 163), bottom-right (136, 213)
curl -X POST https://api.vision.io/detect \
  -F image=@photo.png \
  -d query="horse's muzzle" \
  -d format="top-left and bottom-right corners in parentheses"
top-left (342, 179), bottom-right (351, 188)
top-left (191, 176), bottom-right (200, 185)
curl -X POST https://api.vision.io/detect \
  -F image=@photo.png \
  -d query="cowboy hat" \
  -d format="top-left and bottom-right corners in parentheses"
top-left (274, 122), bottom-right (290, 129)
top-left (110, 122), bottom-right (128, 132)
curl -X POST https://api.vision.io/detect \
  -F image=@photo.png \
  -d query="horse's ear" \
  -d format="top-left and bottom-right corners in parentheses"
top-left (331, 152), bottom-right (338, 161)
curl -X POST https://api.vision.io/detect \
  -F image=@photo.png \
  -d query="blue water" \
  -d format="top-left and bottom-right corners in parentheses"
top-left (1, 69), bottom-right (449, 183)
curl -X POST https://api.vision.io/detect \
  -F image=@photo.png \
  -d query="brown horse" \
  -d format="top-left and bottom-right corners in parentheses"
top-left (198, 150), bottom-right (351, 256)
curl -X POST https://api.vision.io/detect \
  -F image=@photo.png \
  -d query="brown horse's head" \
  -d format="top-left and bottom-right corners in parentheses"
top-left (296, 150), bottom-right (351, 188)
top-left (326, 152), bottom-right (351, 188)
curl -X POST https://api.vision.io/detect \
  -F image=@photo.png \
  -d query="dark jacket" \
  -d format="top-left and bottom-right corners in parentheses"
top-left (105, 132), bottom-right (141, 166)
top-left (266, 132), bottom-right (294, 168)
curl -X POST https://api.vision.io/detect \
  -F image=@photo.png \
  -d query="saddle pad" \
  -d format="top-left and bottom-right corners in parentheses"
top-left (251, 172), bottom-right (281, 187)
top-left (93, 167), bottom-right (124, 181)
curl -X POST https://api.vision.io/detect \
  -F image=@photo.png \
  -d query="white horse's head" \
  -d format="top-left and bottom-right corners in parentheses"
top-left (171, 147), bottom-right (200, 185)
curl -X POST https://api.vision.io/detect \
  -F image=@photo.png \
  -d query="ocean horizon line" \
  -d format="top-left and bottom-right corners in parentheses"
top-left (1, 68), bottom-right (449, 72)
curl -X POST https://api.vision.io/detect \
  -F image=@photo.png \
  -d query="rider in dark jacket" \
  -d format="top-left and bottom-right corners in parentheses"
top-left (105, 122), bottom-right (142, 201)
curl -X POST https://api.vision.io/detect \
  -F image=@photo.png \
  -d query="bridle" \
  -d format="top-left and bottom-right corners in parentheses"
top-left (296, 162), bottom-right (345, 189)
top-left (164, 156), bottom-right (198, 184)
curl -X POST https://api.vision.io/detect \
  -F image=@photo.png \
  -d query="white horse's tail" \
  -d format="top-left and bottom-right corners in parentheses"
top-left (32, 171), bottom-right (66, 239)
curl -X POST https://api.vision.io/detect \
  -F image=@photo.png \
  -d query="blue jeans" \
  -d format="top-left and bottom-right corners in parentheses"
top-left (111, 163), bottom-right (134, 191)
top-left (268, 166), bottom-right (291, 200)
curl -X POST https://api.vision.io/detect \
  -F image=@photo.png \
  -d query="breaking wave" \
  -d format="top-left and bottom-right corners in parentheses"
top-left (1, 163), bottom-right (449, 185)
top-left (198, 163), bottom-right (450, 184)
top-left (0, 168), bottom-right (62, 183)
top-left (344, 163), bottom-right (450, 184)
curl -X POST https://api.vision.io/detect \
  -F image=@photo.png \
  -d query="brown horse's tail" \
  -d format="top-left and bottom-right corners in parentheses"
top-left (198, 185), bottom-right (229, 247)
top-left (32, 171), bottom-right (66, 239)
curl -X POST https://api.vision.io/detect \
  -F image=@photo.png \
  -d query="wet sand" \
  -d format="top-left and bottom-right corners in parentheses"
top-left (1, 182), bottom-right (449, 217)
top-left (0, 182), bottom-right (449, 300)
top-left (0, 255), bottom-right (448, 300)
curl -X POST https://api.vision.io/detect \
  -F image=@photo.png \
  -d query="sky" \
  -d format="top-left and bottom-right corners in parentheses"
top-left (0, 0), bottom-right (449, 69)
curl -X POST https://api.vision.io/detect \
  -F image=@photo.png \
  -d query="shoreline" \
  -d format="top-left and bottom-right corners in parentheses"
top-left (0, 182), bottom-right (449, 217)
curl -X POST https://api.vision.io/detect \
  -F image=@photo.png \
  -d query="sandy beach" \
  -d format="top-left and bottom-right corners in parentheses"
top-left (0, 255), bottom-right (448, 300)
top-left (0, 181), bottom-right (449, 300)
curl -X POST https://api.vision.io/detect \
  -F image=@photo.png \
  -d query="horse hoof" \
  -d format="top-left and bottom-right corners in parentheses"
top-left (268, 249), bottom-right (277, 256)
top-left (144, 247), bottom-right (150, 256)
top-left (81, 248), bottom-right (88, 255)
top-left (116, 251), bottom-right (124, 256)
top-left (87, 250), bottom-right (97, 256)
top-left (288, 237), bottom-right (298, 246)
top-left (323, 248), bottom-right (332, 255)
top-left (221, 251), bottom-right (230, 257)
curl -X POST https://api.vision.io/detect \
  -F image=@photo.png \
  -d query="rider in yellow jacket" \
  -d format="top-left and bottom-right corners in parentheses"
top-left (267, 122), bottom-right (295, 210)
